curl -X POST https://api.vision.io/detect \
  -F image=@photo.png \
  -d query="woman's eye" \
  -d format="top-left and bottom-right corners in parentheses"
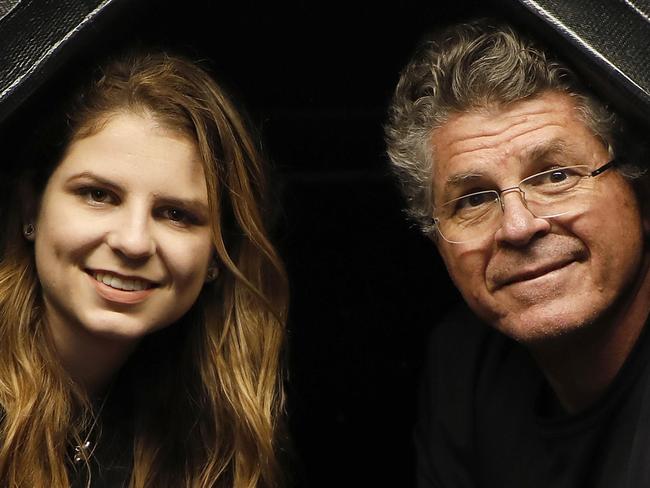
top-left (80, 187), bottom-right (115, 204)
top-left (89, 189), bottom-right (109, 202)
top-left (163, 208), bottom-right (193, 225)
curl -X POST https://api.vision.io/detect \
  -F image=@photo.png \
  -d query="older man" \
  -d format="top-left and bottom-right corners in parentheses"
top-left (385, 19), bottom-right (650, 487)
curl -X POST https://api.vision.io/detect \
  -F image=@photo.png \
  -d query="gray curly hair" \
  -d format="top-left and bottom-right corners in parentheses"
top-left (384, 18), bottom-right (642, 235)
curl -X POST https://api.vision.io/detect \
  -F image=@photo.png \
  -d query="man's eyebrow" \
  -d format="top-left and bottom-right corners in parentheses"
top-left (439, 172), bottom-right (486, 201)
top-left (444, 172), bottom-right (484, 189)
top-left (521, 139), bottom-right (568, 163)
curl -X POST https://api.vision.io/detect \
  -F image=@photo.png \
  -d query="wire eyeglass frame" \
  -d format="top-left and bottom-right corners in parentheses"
top-left (432, 159), bottom-right (618, 244)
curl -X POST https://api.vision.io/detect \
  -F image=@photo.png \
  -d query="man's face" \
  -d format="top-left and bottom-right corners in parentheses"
top-left (431, 91), bottom-right (647, 344)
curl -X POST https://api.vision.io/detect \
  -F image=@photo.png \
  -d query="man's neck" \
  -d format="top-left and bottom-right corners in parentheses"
top-left (532, 252), bottom-right (650, 415)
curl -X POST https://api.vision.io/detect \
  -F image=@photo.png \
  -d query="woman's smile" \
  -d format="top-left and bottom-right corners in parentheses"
top-left (90, 270), bottom-right (157, 291)
top-left (86, 269), bottom-right (159, 305)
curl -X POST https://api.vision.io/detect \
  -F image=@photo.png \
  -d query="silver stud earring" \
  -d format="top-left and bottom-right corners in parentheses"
top-left (205, 266), bottom-right (219, 283)
top-left (23, 223), bottom-right (35, 241)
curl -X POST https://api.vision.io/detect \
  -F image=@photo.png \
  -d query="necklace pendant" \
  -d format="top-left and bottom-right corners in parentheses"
top-left (73, 441), bottom-right (92, 463)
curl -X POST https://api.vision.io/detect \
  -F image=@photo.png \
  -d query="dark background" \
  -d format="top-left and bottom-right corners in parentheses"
top-left (123, 2), bottom-right (481, 486)
top-left (2, 1), bottom-right (490, 486)
top-left (170, 4), bottom-right (480, 486)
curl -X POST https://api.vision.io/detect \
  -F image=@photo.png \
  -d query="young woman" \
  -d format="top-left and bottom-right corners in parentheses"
top-left (0, 51), bottom-right (288, 487)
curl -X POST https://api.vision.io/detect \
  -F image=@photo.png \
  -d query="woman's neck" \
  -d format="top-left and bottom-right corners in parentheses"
top-left (44, 309), bottom-right (137, 395)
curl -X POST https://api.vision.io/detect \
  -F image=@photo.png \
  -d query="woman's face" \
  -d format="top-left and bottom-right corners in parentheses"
top-left (33, 112), bottom-right (214, 345)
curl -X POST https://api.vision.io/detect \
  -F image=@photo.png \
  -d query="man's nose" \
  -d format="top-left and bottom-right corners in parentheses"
top-left (106, 208), bottom-right (156, 260)
top-left (494, 189), bottom-right (550, 246)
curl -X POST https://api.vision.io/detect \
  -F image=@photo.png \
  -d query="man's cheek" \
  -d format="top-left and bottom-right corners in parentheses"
top-left (449, 262), bottom-right (501, 319)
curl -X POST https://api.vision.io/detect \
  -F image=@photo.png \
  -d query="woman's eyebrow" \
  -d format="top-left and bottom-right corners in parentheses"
top-left (65, 171), bottom-right (123, 191)
top-left (153, 195), bottom-right (209, 217)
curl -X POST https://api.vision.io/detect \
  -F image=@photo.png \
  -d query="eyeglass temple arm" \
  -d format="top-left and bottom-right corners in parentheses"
top-left (590, 159), bottom-right (617, 177)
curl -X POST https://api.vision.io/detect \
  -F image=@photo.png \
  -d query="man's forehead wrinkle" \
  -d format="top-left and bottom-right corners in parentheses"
top-left (522, 139), bottom-right (568, 162)
top-left (443, 120), bottom-right (566, 166)
top-left (448, 102), bottom-right (566, 136)
top-left (442, 100), bottom-right (569, 148)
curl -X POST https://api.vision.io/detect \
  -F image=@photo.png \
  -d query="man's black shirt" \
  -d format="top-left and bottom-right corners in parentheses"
top-left (417, 305), bottom-right (650, 488)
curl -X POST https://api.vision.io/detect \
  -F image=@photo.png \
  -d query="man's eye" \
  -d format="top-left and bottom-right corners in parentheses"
top-left (525, 167), bottom-right (586, 191)
top-left (441, 191), bottom-right (497, 220)
top-left (458, 192), bottom-right (492, 209)
top-left (548, 170), bottom-right (569, 183)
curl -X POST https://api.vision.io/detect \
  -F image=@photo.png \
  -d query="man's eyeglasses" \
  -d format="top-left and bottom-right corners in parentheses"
top-left (433, 160), bottom-right (617, 244)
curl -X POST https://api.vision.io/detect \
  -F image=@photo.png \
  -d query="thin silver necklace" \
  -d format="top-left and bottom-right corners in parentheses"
top-left (73, 392), bottom-right (110, 464)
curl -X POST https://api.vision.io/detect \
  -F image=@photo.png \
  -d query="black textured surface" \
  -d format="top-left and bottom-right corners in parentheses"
top-left (502, 0), bottom-right (650, 128)
top-left (0, 0), bottom-right (127, 125)
top-left (0, 1), bottom-right (20, 19)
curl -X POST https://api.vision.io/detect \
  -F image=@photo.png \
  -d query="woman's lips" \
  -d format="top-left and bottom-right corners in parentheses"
top-left (92, 270), bottom-right (154, 291)
top-left (87, 271), bottom-right (157, 304)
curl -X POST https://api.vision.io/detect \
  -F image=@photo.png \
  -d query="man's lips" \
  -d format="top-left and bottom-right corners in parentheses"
top-left (492, 258), bottom-right (577, 289)
top-left (485, 235), bottom-right (588, 292)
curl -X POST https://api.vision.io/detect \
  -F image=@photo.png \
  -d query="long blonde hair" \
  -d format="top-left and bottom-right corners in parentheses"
top-left (0, 52), bottom-right (288, 487)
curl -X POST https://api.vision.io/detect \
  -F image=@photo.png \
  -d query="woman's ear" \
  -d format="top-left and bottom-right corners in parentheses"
top-left (19, 178), bottom-right (38, 241)
top-left (23, 223), bottom-right (36, 241)
top-left (205, 265), bottom-right (219, 283)
top-left (205, 255), bottom-right (220, 283)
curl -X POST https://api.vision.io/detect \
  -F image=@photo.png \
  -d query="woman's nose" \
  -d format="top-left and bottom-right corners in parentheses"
top-left (105, 208), bottom-right (156, 260)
